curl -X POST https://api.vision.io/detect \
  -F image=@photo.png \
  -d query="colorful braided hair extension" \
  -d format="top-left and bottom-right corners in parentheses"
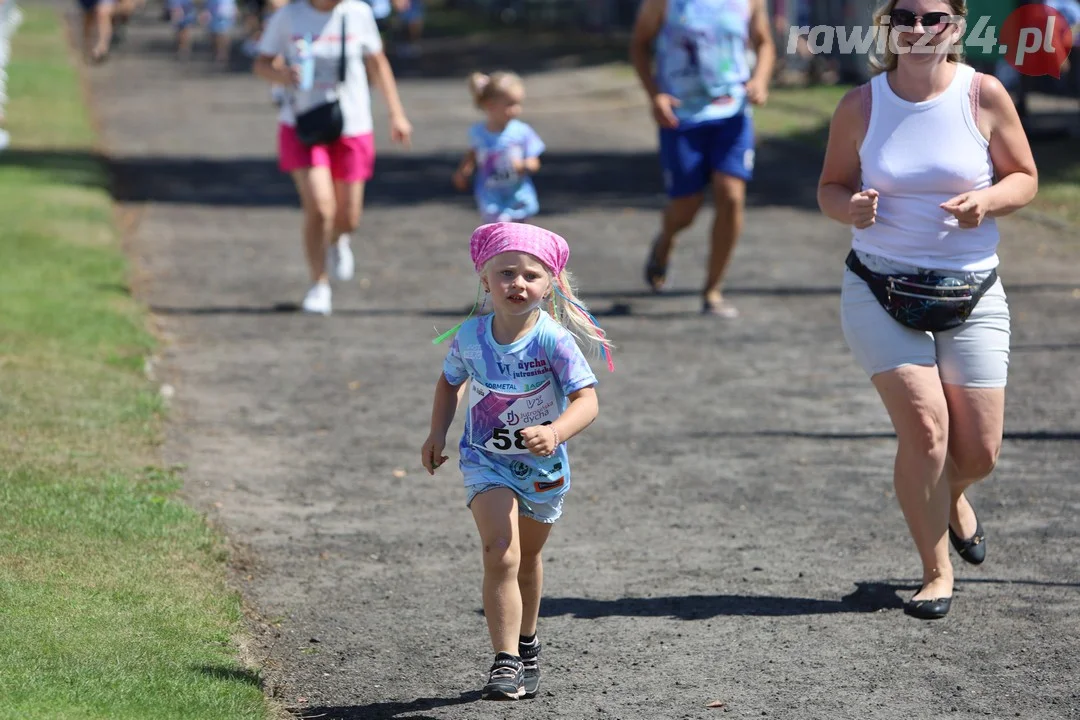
top-left (553, 276), bottom-right (615, 373)
top-left (432, 281), bottom-right (483, 346)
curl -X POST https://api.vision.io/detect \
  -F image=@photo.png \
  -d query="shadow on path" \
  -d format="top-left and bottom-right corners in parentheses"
top-left (13, 142), bottom-right (1076, 224)
top-left (1, 140), bottom-right (825, 212)
top-left (537, 577), bottom-right (1080, 621)
top-left (684, 429), bottom-right (1080, 442)
top-left (290, 691), bottom-right (481, 720)
top-left (538, 582), bottom-right (909, 619)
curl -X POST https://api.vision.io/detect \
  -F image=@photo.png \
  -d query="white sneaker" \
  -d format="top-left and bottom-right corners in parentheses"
top-left (0, 129), bottom-right (10, 152)
top-left (327, 235), bottom-right (355, 281)
top-left (301, 282), bottom-right (332, 316)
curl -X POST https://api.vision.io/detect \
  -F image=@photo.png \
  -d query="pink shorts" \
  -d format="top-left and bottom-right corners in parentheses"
top-left (277, 124), bottom-right (375, 182)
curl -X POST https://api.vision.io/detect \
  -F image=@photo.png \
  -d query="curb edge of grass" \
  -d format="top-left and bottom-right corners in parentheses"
top-left (53, 7), bottom-right (288, 717)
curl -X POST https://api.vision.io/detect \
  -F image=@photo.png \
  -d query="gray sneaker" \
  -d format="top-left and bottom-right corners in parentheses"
top-left (481, 652), bottom-right (525, 701)
top-left (519, 637), bottom-right (541, 698)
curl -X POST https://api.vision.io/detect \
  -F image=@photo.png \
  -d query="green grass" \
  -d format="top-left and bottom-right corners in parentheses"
top-left (753, 83), bottom-right (849, 147)
top-left (0, 8), bottom-right (271, 720)
top-left (1028, 135), bottom-right (1080, 227)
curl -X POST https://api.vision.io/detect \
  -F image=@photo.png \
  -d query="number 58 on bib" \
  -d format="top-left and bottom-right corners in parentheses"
top-left (468, 379), bottom-right (558, 456)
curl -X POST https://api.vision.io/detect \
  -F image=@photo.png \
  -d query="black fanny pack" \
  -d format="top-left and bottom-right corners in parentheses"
top-left (845, 250), bottom-right (997, 332)
top-left (293, 15), bottom-right (346, 147)
top-left (296, 102), bottom-right (344, 146)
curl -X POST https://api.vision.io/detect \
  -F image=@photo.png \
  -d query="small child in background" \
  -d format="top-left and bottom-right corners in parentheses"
top-left (169, 0), bottom-right (236, 65)
top-left (453, 71), bottom-right (546, 224)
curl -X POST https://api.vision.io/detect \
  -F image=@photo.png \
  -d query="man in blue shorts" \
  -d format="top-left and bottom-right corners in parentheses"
top-left (630, 0), bottom-right (775, 317)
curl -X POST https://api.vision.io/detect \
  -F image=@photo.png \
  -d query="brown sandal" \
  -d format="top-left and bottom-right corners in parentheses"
top-left (644, 236), bottom-right (668, 293)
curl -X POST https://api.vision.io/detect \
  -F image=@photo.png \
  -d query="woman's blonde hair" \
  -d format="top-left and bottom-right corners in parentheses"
top-left (869, 0), bottom-right (967, 75)
top-left (476, 260), bottom-right (615, 369)
top-left (467, 71), bottom-right (525, 108)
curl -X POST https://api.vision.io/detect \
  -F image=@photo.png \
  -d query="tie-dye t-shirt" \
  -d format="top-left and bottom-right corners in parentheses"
top-left (655, 0), bottom-right (752, 125)
top-left (442, 311), bottom-right (598, 505)
top-left (468, 119), bottom-right (546, 222)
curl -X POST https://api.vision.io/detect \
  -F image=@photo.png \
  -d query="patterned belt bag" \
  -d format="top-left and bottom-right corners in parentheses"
top-left (845, 250), bottom-right (997, 333)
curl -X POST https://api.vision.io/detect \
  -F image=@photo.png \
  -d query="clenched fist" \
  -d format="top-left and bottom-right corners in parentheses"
top-left (518, 424), bottom-right (559, 457)
top-left (850, 189), bottom-right (879, 229)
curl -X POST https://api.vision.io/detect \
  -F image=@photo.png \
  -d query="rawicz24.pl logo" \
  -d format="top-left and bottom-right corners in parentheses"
top-left (787, 4), bottom-right (1074, 78)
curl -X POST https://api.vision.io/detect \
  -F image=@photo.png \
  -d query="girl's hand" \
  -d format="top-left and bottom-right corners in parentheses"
top-left (849, 188), bottom-right (879, 229)
top-left (390, 113), bottom-right (412, 147)
top-left (421, 434), bottom-right (448, 475)
top-left (519, 424), bottom-right (558, 458)
top-left (512, 157), bottom-right (540, 175)
top-left (745, 77), bottom-right (769, 105)
top-left (940, 191), bottom-right (989, 229)
top-left (452, 169), bottom-right (470, 191)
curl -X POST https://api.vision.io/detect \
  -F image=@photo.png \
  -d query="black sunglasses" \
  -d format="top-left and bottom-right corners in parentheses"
top-left (889, 9), bottom-right (955, 29)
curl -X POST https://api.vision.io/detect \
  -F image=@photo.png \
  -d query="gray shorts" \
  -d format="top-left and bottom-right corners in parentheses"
top-left (840, 250), bottom-right (1011, 388)
top-left (465, 482), bottom-right (564, 524)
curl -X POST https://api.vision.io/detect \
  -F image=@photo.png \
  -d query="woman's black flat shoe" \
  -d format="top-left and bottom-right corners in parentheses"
top-left (904, 594), bottom-right (952, 620)
top-left (949, 517), bottom-right (986, 565)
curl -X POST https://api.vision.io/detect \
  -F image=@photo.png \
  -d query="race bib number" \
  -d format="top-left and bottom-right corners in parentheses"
top-left (479, 146), bottom-right (522, 189)
top-left (468, 378), bottom-right (558, 455)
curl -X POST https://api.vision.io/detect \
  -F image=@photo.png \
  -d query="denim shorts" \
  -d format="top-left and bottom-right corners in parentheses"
top-left (465, 482), bottom-right (564, 524)
top-left (840, 250), bottom-right (1011, 388)
top-left (172, 0), bottom-right (236, 32)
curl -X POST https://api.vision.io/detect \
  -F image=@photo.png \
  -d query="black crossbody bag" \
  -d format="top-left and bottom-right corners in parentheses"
top-left (845, 249), bottom-right (997, 333)
top-left (293, 14), bottom-right (347, 146)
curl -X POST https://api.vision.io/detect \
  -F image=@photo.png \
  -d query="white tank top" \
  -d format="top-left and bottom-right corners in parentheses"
top-left (853, 63), bottom-right (999, 272)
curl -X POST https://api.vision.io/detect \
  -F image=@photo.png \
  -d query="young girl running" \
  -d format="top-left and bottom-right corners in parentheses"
top-left (421, 222), bottom-right (613, 700)
top-left (452, 72), bottom-right (546, 224)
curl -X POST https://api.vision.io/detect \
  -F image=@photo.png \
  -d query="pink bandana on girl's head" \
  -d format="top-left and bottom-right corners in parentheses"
top-left (470, 222), bottom-right (570, 277)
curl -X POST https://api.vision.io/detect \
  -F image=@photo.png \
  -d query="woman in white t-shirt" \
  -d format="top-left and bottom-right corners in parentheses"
top-left (818, 0), bottom-right (1037, 620)
top-left (254, 0), bottom-right (412, 315)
